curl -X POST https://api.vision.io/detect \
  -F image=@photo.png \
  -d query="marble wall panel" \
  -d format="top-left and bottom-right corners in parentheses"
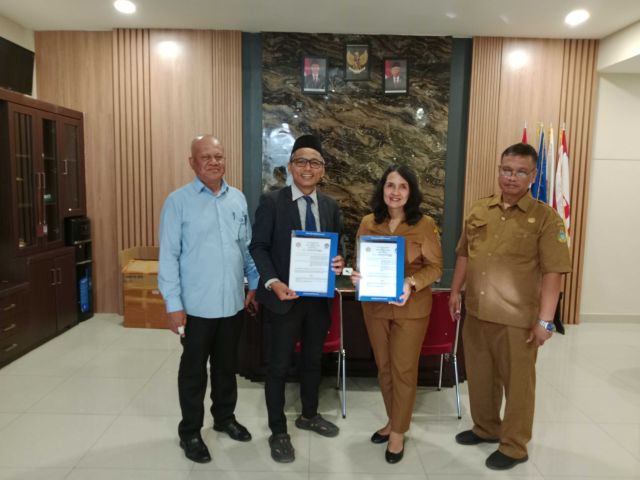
top-left (262, 33), bottom-right (452, 260)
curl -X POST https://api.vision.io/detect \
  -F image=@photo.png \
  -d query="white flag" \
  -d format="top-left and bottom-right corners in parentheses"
top-left (555, 128), bottom-right (571, 246)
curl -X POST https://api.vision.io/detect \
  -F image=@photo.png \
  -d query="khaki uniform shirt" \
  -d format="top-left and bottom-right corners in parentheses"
top-left (357, 214), bottom-right (443, 319)
top-left (456, 192), bottom-right (571, 328)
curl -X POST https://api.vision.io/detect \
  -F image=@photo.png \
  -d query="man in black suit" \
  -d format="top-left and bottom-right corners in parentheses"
top-left (250, 134), bottom-right (344, 463)
top-left (385, 62), bottom-right (406, 92)
top-left (304, 61), bottom-right (325, 90)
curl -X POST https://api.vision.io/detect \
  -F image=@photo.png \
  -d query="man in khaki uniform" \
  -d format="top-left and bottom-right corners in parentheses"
top-left (449, 142), bottom-right (571, 470)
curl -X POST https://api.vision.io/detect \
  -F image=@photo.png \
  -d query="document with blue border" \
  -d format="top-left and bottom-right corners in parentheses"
top-left (288, 230), bottom-right (338, 297)
top-left (357, 235), bottom-right (405, 302)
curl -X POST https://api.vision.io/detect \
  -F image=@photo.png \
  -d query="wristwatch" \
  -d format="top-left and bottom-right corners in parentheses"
top-left (538, 319), bottom-right (554, 332)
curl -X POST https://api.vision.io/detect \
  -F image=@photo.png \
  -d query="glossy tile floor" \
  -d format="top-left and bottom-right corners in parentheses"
top-left (0, 314), bottom-right (639, 480)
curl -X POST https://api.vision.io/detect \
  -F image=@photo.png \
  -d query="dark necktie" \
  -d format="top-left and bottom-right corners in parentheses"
top-left (303, 196), bottom-right (317, 232)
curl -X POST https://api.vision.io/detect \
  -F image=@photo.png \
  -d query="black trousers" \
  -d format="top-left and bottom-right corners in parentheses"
top-left (265, 298), bottom-right (330, 435)
top-left (178, 312), bottom-right (243, 440)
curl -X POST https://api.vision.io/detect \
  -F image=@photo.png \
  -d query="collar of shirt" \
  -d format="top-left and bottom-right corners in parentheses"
top-left (291, 182), bottom-right (318, 205)
top-left (489, 191), bottom-right (534, 212)
top-left (191, 176), bottom-right (228, 197)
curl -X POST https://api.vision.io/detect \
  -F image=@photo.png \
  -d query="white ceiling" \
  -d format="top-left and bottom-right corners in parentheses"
top-left (1, 0), bottom-right (640, 39)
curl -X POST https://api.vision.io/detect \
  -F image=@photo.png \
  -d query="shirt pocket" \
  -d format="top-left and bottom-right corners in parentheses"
top-left (505, 221), bottom-right (539, 260)
top-left (234, 213), bottom-right (248, 243)
top-left (466, 217), bottom-right (488, 256)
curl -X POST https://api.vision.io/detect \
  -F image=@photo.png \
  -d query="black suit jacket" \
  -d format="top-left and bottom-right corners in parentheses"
top-left (385, 76), bottom-right (404, 91)
top-left (250, 186), bottom-right (343, 315)
top-left (304, 74), bottom-right (325, 90)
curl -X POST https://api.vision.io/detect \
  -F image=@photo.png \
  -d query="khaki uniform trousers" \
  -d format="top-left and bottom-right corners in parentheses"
top-left (463, 315), bottom-right (538, 459)
top-left (364, 314), bottom-right (430, 433)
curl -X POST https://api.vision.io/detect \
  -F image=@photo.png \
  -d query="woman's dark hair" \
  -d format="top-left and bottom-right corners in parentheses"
top-left (371, 164), bottom-right (423, 225)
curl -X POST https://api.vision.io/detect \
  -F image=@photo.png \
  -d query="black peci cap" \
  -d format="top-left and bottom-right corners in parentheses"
top-left (291, 134), bottom-right (323, 157)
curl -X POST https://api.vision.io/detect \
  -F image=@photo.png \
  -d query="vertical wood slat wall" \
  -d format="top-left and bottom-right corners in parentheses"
top-left (464, 37), bottom-right (503, 213)
top-left (558, 40), bottom-right (599, 326)
top-left (35, 30), bottom-right (243, 312)
top-left (113, 29), bottom-right (153, 250)
top-left (464, 37), bottom-right (598, 324)
top-left (212, 31), bottom-right (243, 189)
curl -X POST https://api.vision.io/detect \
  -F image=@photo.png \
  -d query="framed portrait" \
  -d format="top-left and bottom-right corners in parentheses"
top-left (383, 58), bottom-right (408, 95)
top-left (345, 44), bottom-right (370, 81)
top-left (302, 56), bottom-right (328, 94)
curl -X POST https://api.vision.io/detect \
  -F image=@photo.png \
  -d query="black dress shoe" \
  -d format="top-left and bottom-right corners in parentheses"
top-left (485, 450), bottom-right (528, 470)
top-left (455, 429), bottom-right (499, 445)
top-left (385, 443), bottom-right (405, 464)
top-left (179, 436), bottom-right (211, 463)
top-left (371, 431), bottom-right (390, 444)
top-left (213, 419), bottom-right (252, 442)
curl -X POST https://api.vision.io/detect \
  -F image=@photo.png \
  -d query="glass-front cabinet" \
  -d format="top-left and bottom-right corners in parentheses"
top-left (1, 99), bottom-right (84, 257)
top-left (11, 107), bottom-right (38, 253)
top-left (60, 119), bottom-right (84, 217)
top-left (41, 115), bottom-right (62, 246)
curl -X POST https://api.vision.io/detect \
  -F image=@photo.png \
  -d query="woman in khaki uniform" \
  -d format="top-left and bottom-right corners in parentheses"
top-left (352, 165), bottom-right (443, 463)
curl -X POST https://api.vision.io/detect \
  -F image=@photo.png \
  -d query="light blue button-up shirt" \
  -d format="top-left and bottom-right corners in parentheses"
top-left (158, 177), bottom-right (259, 318)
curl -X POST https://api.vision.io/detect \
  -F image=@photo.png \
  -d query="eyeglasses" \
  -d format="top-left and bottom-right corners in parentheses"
top-left (498, 166), bottom-right (533, 178)
top-left (199, 154), bottom-right (225, 164)
top-left (291, 157), bottom-right (325, 169)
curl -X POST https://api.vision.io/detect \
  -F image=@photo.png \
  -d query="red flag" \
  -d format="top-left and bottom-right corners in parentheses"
top-left (521, 123), bottom-right (528, 144)
top-left (555, 128), bottom-right (571, 246)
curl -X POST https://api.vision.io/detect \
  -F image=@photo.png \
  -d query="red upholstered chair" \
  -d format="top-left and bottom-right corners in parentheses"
top-left (420, 290), bottom-right (462, 419)
top-left (294, 290), bottom-right (346, 417)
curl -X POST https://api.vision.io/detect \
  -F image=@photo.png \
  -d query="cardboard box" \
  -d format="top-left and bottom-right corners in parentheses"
top-left (120, 247), bottom-right (168, 329)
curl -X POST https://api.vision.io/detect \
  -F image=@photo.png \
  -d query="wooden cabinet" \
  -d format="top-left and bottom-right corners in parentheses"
top-left (0, 283), bottom-right (29, 366)
top-left (28, 248), bottom-right (77, 345)
top-left (0, 88), bottom-right (86, 259)
top-left (59, 118), bottom-right (85, 217)
top-left (0, 88), bottom-right (85, 368)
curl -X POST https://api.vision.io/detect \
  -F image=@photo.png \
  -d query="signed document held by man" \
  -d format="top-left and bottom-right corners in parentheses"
top-left (288, 231), bottom-right (338, 297)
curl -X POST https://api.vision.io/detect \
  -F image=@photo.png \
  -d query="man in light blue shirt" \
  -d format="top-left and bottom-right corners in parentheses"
top-left (159, 135), bottom-right (259, 464)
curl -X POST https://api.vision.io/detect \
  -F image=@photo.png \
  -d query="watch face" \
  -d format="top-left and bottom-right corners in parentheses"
top-left (540, 320), bottom-right (553, 332)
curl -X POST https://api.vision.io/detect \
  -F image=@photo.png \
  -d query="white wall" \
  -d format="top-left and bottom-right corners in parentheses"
top-left (0, 14), bottom-right (34, 50)
top-left (598, 21), bottom-right (640, 73)
top-left (0, 14), bottom-right (36, 97)
top-left (581, 74), bottom-right (640, 322)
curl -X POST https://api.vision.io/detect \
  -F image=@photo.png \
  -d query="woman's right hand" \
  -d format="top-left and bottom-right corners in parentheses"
top-left (448, 291), bottom-right (462, 322)
top-left (350, 270), bottom-right (362, 286)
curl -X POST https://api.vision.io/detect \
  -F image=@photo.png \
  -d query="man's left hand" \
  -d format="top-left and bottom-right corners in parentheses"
top-left (526, 323), bottom-right (552, 346)
top-left (331, 255), bottom-right (345, 275)
top-left (245, 289), bottom-right (259, 315)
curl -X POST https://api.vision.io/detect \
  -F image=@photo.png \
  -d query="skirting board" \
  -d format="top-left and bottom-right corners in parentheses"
top-left (580, 314), bottom-right (640, 323)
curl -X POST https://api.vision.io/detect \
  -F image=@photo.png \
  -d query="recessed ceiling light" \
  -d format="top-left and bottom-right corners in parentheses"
top-left (565, 9), bottom-right (590, 26)
top-left (114, 0), bottom-right (136, 14)
top-left (445, 12), bottom-right (457, 19)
